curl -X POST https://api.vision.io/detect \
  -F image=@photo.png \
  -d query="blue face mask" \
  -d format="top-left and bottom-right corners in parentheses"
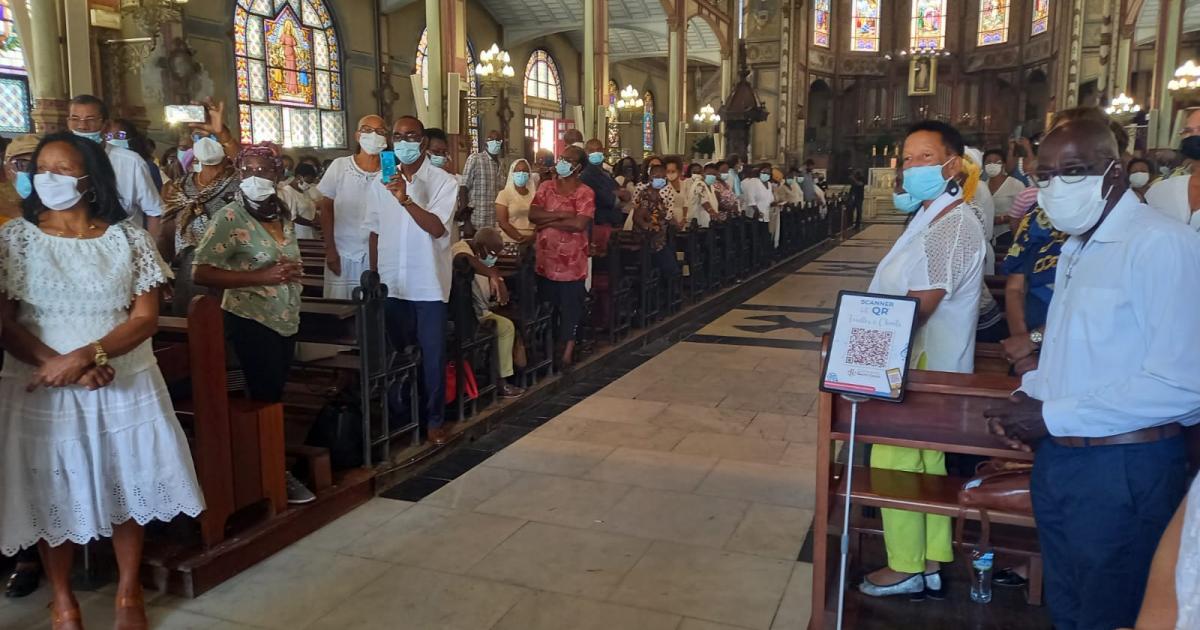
top-left (395, 140), bottom-right (423, 165)
top-left (588, 152), bottom-right (604, 165)
top-left (513, 171), bottom-right (530, 187)
top-left (429, 153), bottom-right (448, 168)
top-left (902, 158), bottom-right (953, 201)
top-left (73, 129), bottom-right (103, 144)
top-left (704, 174), bottom-right (717, 186)
top-left (14, 171), bottom-right (32, 199)
top-left (720, 172), bottom-right (731, 181)
top-left (482, 254), bottom-right (498, 267)
top-left (785, 177), bottom-right (795, 185)
top-left (555, 160), bottom-right (575, 178)
top-left (893, 191), bottom-right (923, 214)
top-left (486, 139), bottom-right (503, 155)
top-left (759, 172), bottom-right (771, 183)
top-left (107, 138), bottom-right (130, 150)
top-left (651, 177), bottom-right (667, 190)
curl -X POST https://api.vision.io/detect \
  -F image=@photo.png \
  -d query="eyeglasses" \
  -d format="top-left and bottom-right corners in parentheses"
top-left (104, 131), bottom-right (128, 141)
top-left (1032, 160), bottom-right (1113, 188)
top-left (393, 131), bottom-right (423, 142)
top-left (358, 125), bottom-right (388, 136)
top-left (1180, 127), bottom-right (1200, 137)
top-left (6, 157), bottom-right (31, 172)
top-left (239, 165), bottom-right (278, 178)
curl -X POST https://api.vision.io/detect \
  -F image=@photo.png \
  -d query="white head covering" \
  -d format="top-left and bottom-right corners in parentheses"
top-left (502, 158), bottom-right (536, 197)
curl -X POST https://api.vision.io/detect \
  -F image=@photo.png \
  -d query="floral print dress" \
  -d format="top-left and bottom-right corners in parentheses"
top-left (192, 200), bottom-right (302, 336)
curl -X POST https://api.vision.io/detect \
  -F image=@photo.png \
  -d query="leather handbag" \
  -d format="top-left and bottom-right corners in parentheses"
top-left (954, 460), bottom-right (1033, 551)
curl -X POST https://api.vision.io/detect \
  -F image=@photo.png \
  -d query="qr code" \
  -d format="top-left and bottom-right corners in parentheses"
top-left (845, 328), bottom-right (892, 368)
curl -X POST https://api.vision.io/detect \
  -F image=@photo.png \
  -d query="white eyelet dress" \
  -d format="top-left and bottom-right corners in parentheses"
top-left (0, 219), bottom-right (205, 555)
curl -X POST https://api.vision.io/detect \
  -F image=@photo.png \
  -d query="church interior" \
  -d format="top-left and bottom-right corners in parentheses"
top-left (3, 1), bottom-right (1200, 629)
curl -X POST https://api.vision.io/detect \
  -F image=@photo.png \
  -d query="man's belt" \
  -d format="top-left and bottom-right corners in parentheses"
top-left (1052, 423), bottom-right (1182, 448)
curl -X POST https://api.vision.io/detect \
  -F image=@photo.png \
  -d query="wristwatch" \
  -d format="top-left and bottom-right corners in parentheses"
top-left (92, 341), bottom-right (109, 367)
top-left (1029, 330), bottom-right (1043, 347)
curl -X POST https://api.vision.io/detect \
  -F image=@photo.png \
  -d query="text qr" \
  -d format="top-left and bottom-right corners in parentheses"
top-left (845, 328), bottom-right (892, 368)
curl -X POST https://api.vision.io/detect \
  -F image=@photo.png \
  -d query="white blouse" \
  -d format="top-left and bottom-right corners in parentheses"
top-left (868, 196), bottom-right (985, 373)
top-left (0, 219), bottom-right (172, 379)
top-left (1177, 474), bottom-right (1200, 629)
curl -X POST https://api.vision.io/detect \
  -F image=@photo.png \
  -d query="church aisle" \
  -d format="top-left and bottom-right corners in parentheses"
top-left (0, 227), bottom-right (901, 630)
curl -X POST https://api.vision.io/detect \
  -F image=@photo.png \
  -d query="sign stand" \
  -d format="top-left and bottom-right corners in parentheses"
top-left (835, 394), bottom-right (868, 630)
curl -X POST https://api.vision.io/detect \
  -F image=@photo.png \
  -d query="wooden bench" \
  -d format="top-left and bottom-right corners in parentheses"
top-left (810, 336), bottom-right (1041, 629)
top-left (495, 243), bottom-right (556, 387)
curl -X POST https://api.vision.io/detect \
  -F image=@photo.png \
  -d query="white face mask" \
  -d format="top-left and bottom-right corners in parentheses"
top-left (1129, 172), bottom-right (1150, 188)
top-left (984, 163), bottom-right (1004, 178)
top-left (358, 131), bottom-right (388, 155)
top-left (193, 136), bottom-right (225, 166)
top-left (296, 180), bottom-right (311, 191)
top-left (33, 173), bottom-right (88, 211)
top-left (1037, 161), bottom-right (1114, 236)
top-left (240, 176), bottom-right (277, 202)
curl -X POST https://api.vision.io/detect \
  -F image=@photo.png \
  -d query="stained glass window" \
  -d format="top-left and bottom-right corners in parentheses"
top-left (978, 0), bottom-right (1009, 46)
top-left (524, 49), bottom-right (562, 108)
top-left (0, 0), bottom-right (31, 134)
top-left (911, 0), bottom-right (946, 49)
top-left (813, 0), bottom-right (831, 48)
top-left (1031, 0), bottom-right (1049, 36)
top-left (416, 30), bottom-right (481, 152)
top-left (606, 80), bottom-right (620, 151)
top-left (414, 28), bottom-right (429, 105)
top-left (234, 0), bottom-right (344, 148)
top-left (642, 91), bottom-right (654, 154)
top-left (850, 0), bottom-right (881, 52)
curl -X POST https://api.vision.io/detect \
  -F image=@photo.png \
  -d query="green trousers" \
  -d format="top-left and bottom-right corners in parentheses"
top-left (870, 444), bottom-right (954, 573)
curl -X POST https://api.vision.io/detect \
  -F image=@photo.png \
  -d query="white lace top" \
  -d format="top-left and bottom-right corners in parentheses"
top-left (0, 219), bottom-right (172, 379)
top-left (869, 200), bottom-right (985, 373)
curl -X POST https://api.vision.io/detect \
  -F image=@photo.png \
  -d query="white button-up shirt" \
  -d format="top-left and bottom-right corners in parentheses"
top-left (741, 177), bottom-right (774, 221)
top-left (1020, 190), bottom-right (1200, 437)
top-left (364, 159), bottom-right (458, 302)
top-left (105, 144), bottom-right (163, 227)
top-left (317, 156), bottom-right (382, 265)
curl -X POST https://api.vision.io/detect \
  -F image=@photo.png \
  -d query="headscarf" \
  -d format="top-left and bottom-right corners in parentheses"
top-left (236, 141), bottom-right (283, 173)
top-left (502, 158), bottom-right (536, 197)
top-left (235, 142), bottom-right (288, 221)
top-left (961, 146), bottom-right (983, 204)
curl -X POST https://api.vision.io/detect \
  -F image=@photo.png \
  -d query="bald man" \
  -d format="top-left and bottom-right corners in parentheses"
top-left (450, 227), bottom-right (523, 398)
top-left (563, 128), bottom-right (585, 149)
top-left (316, 114), bottom-right (390, 298)
top-left (986, 112), bottom-right (1200, 630)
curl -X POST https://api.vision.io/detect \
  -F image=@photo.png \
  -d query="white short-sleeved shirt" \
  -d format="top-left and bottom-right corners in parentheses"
top-left (317, 156), bottom-right (381, 263)
top-left (868, 194), bottom-right (985, 373)
top-left (105, 144), bottom-right (163, 227)
top-left (1145, 174), bottom-right (1198, 228)
top-left (364, 159), bottom-right (458, 302)
top-left (278, 183), bottom-right (318, 240)
top-left (988, 175), bottom-right (1025, 237)
top-left (741, 177), bottom-right (774, 221)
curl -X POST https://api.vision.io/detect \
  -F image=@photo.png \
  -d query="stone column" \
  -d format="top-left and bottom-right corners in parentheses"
top-left (26, 0), bottom-right (70, 132)
top-left (62, 0), bottom-right (92, 95)
top-left (587, 0), bottom-right (610, 141)
top-left (424, 0), bottom-right (444, 128)
top-left (1149, 0), bottom-right (1183, 147)
top-left (667, 16), bottom-right (686, 153)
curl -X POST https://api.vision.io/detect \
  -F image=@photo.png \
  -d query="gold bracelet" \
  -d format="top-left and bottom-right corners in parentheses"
top-left (92, 341), bottom-right (109, 367)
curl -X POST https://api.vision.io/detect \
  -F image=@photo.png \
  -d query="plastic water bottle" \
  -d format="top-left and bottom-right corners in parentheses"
top-left (970, 548), bottom-right (994, 604)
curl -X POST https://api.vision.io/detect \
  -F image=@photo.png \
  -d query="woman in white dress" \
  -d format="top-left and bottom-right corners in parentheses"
top-left (1124, 474), bottom-right (1200, 629)
top-left (0, 133), bottom-right (204, 629)
top-left (1147, 107), bottom-right (1200, 229)
top-left (860, 121), bottom-right (986, 599)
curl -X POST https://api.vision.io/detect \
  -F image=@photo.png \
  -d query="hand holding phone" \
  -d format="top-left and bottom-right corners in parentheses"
top-left (165, 105), bottom-right (207, 125)
top-left (380, 150), bottom-right (397, 184)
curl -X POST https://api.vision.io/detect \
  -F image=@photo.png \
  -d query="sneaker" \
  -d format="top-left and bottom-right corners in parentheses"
top-left (285, 472), bottom-right (316, 504)
top-left (858, 573), bottom-right (925, 598)
top-left (500, 384), bottom-right (525, 399)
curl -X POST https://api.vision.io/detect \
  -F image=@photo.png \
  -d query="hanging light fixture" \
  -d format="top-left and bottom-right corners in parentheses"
top-left (616, 84), bottom-right (644, 110)
top-left (1168, 60), bottom-right (1200, 93)
top-left (1104, 92), bottom-right (1142, 117)
top-left (474, 43), bottom-right (515, 89)
top-left (693, 104), bottom-right (721, 125)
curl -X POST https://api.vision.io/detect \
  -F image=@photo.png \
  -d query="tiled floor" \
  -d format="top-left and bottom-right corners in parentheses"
top-left (0, 226), bottom-right (901, 630)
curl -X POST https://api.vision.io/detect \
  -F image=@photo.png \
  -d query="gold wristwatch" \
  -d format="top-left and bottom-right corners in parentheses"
top-left (92, 341), bottom-right (109, 367)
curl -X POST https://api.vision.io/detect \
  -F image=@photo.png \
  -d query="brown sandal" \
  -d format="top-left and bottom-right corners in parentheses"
top-left (48, 602), bottom-right (83, 629)
top-left (114, 593), bottom-right (148, 630)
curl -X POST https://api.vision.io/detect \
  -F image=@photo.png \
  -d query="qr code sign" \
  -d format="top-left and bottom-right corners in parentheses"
top-left (845, 328), bottom-right (893, 368)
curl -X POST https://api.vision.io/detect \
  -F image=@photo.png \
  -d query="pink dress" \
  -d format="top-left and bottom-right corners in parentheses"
top-left (533, 180), bottom-right (595, 282)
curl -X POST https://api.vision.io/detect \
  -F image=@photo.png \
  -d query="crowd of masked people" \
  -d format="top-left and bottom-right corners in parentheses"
top-left (862, 110), bottom-right (1200, 630)
top-left (0, 94), bottom-right (836, 628)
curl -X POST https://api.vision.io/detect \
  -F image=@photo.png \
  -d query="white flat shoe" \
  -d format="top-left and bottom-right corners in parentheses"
top-left (858, 572), bottom-right (925, 598)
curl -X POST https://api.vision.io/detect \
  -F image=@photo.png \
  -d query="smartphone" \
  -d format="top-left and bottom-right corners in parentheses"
top-left (380, 150), bottom-right (397, 184)
top-left (164, 105), bottom-right (207, 125)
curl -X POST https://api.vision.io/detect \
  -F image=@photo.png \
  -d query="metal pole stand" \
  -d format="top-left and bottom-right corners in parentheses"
top-left (835, 394), bottom-right (869, 630)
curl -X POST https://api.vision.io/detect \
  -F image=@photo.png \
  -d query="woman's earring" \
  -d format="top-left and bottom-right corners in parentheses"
top-left (86, 189), bottom-right (98, 203)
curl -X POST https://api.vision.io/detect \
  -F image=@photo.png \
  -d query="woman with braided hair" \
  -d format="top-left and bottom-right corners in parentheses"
top-left (192, 142), bottom-right (314, 504)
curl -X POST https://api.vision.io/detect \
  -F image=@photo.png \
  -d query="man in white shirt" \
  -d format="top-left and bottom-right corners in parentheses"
top-left (740, 164), bottom-right (775, 221)
top-left (368, 115), bottom-right (458, 445)
top-left (986, 115), bottom-right (1200, 630)
top-left (316, 114), bottom-right (388, 298)
top-left (67, 95), bottom-right (163, 236)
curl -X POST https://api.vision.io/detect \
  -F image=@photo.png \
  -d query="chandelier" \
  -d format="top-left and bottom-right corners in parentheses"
top-left (1104, 92), bottom-right (1142, 117)
top-left (883, 45), bottom-right (952, 61)
top-left (1168, 60), bottom-right (1200, 93)
top-left (693, 104), bottom-right (721, 125)
top-left (616, 85), bottom-right (644, 110)
top-left (474, 43), bottom-right (515, 89)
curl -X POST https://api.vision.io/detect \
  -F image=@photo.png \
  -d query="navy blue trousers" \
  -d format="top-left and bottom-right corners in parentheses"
top-left (384, 299), bottom-right (447, 429)
top-left (1031, 436), bottom-right (1188, 630)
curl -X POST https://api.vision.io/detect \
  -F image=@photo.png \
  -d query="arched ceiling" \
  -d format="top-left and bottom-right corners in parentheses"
top-left (381, 0), bottom-right (723, 65)
top-left (1135, 0), bottom-right (1200, 44)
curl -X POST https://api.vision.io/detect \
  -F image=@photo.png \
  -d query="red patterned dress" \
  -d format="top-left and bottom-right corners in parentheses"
top-left (533, 179), bottom-right (596, 282)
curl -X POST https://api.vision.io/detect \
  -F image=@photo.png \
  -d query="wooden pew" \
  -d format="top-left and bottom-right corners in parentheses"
top-left (446, 257), bottom-right (500, 420)
top-left (616, 231), bottom-right (661, 328)
top-left (155, 298), bottom-right (289, 549)
top-left (495, 243), bottom-right (556, 387)
top-left (676, 223), bottom-right (707, 301)
top-left (810, 337), bottom-right (1041, 630)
